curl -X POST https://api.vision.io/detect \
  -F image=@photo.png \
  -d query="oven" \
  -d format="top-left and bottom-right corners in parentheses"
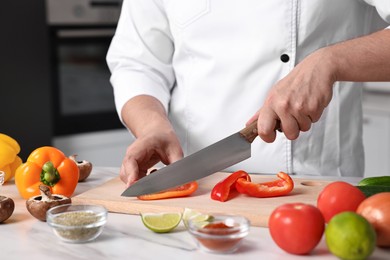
top-left (46, 0), bottom-right (123, 136)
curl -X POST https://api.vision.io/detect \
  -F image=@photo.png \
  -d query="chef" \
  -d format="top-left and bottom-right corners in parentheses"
top-left (107, 0), bottom-right (390, 187)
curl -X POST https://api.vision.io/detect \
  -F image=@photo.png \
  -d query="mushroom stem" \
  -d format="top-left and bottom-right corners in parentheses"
top-left (69, 154), bottom-right (80, 163)
top-left (39, 184), bottom-right (54, 201)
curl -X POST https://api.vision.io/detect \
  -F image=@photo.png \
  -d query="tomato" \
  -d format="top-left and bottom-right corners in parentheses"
top-left (268, 203), bottom-right (325, 255)
top-left (357, 192), bottom-right (390, 247)
top-left (317, 181), bottom-right (366, 223)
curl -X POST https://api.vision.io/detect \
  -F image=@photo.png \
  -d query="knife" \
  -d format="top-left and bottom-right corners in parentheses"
top-left (121, 120), bottom-right (261, 197)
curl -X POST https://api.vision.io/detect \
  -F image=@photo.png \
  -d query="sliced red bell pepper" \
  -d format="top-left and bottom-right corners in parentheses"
top-left (235, 171), bottom-right (294, 198)
top-left (211, 170), bottom-right (251, 202)
top-left (137, 181), bottom-right (198, 200)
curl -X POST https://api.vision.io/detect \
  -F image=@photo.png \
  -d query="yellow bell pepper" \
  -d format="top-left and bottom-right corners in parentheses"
top-left (0, 133), bottom-right (23, 183)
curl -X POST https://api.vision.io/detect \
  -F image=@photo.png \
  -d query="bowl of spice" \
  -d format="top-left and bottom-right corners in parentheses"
top-left (46, 204), bottom-right (107, 243)
top-left (187, 214), bottom-right (250, 254)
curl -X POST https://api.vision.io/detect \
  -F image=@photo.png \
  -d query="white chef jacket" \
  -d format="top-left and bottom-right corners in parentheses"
top-left (107, 0), bottom-right (390, 177)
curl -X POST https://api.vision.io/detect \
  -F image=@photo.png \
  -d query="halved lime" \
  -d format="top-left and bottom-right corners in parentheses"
top-left (141, 212), bottom-right (182, 233)
top-left (182, 208), bottom-right (213, 228)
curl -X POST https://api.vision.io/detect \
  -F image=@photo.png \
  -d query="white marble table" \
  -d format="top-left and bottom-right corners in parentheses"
top-left (1, 167), bottom-right (389, 260)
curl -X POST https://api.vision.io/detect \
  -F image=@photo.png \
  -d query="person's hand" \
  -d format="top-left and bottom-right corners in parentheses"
top-left (118, 95), bottom-right (184, 187)
top-left (120, 128), bottom-right (183, 187)
top-left (249, 48), bottom-right (336, 142)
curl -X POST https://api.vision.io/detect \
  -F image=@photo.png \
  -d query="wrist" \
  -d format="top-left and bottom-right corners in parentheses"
top-left (121, 95), bottom-right (174, 138)
top-left (318, 46), bottom-right (340, 84)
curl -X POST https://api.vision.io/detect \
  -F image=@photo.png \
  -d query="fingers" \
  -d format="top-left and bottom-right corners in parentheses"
top-left (256, 108), bottom-right (282, 143)
top-left (256, 103), bottom-right (322, 142)
top-left (159, 143), bottom-right (184, 166)
top-left (120, 161), bottom-right (142, 188)
top-left (119, 132), bottom-right (184, 187)
top-left (294, 114), bottom-right (313, 132)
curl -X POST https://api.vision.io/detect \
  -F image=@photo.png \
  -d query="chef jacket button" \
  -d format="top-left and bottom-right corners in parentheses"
top-left (280, 54), bottom-right (290, 63)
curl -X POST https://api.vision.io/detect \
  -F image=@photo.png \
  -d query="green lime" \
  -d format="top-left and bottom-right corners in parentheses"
top-left (182, 208), bottom-right (213, 228)
top-left (141, 212), bottom-right (182, 233)
top-left (325, 212), bottom-right (376, 260)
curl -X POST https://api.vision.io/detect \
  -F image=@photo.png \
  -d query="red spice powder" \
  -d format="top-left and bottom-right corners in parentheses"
top-left (196, 222), bottom-right (242, 252)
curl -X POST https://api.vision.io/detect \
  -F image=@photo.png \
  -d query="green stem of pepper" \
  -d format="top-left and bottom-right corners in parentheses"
top-left (40, 161), bottom-right (60, 186)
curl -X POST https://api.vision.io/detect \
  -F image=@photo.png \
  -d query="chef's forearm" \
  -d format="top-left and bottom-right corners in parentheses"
top-left (121, 95), bottom-right (173, 138)
top-left (325, 29), bottom-right (390, 82)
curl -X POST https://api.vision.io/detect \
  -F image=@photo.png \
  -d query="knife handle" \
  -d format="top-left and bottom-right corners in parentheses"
top-left (240, 119), bottom-right (281, 143)
top-left (240, 120), bottom-right (259, 143)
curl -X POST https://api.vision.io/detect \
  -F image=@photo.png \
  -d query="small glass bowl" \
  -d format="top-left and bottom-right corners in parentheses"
top-left (46, 204), bottom-right (107, 243)
top-left (187, 214), bottom-right (250, 254)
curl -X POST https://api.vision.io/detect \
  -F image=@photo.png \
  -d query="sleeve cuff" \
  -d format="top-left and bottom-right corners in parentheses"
top-left (110, 71), bottom-right (172, 123)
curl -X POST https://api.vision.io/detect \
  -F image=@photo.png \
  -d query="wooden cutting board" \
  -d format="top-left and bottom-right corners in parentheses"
top-left (72, 172), bottom-right (332, 227)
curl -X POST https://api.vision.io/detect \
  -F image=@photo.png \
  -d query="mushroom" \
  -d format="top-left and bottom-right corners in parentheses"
top-left (69, 154), bottom-right (93, 182)
top-left (0, 196), bottom-right (14, 223)
top-left (26, 184), bottom-right (71, 221)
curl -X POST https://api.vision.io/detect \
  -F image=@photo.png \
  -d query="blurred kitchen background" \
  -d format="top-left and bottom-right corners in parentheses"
top-left (1, 0), bottom-right (389, 175)
top-left (0, 0), bottom-right (131, 167)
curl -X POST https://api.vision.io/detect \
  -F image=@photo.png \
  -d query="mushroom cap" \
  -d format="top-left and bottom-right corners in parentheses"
top-left (69, 155), bottom-right (93, 182)
top-left (0, 196), bottom-right (15, 223)
top-left (78, 160), bottom-right (93, 182)
top-left (26, 194), bottom-right (71, 221)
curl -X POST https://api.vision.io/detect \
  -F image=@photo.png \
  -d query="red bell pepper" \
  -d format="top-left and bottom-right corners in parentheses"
top-left (235, 171), bottom-right (294, 198)
top-left (211, 170), bottom-right (251, 202)
top-left (137, 181), bottom-right (198, 200)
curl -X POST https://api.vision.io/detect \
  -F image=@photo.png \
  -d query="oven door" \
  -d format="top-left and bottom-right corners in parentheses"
top-left (50, 27), bottom-right (123, 136)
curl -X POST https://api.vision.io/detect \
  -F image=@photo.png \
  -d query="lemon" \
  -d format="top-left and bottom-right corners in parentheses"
top-left (182, 208), bottom-right (213, 228)
top-left (141, 212), bottom-right (182, 233)
top-left (325, 212), bottom-right (376, 260)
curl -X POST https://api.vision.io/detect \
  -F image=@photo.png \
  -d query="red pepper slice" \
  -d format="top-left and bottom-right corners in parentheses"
top-left (137, 181), bottom-right (198, 200)
top-left (235, 171), bottom-right (294, 198)
top-left (211, 170), bottom-right (251, 202)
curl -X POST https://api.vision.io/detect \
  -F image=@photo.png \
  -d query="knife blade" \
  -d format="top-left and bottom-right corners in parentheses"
top-left (121, 120), bottom-right (260, 197)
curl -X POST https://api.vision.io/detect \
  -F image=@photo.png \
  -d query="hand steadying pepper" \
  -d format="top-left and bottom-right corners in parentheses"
top-left (15, 146), bottom-right (79, 199)
top-left (211, 170), bottom-right (294, 202)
